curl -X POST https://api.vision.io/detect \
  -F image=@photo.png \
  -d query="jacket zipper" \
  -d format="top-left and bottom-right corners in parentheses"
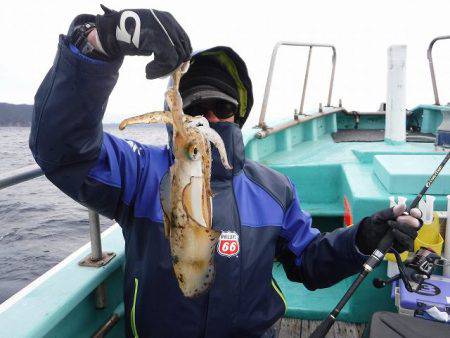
top-left (131, 278), bottom-right (139, 338)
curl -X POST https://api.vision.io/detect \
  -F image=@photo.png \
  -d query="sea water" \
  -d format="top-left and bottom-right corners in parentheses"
top-left (0, 124), bottom-right (168, 302)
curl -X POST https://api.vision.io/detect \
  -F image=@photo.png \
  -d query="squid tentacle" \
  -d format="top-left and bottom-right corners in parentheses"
top-left (119, 111), bottom-right (173, 130)
top-left (197, 127), bottom-right (232, 170)
top-left (186, 117), bottom-right (232, 170)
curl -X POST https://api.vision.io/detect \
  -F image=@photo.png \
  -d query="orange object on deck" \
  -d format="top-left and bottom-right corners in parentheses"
top-left (343, 196), bottom-right (353, 227)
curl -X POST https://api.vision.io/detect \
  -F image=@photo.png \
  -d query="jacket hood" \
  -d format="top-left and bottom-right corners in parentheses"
top-left (167, 46), bottom-right (253, 128)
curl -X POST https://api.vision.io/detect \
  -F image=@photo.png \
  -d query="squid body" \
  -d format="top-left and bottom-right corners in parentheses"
top-left (119, 63), bottom-right (232, 297)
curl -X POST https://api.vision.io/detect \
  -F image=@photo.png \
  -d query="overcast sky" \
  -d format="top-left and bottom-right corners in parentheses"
top-left (1, 0), bottom-right (450, 125)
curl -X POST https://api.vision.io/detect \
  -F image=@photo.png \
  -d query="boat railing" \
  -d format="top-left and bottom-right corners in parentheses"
top-left (0, 164), bottom-right (115, 307)
top-left (427, 35), bottom-right (450, 106)
top-left (258, 41), bottom-right (337, 130)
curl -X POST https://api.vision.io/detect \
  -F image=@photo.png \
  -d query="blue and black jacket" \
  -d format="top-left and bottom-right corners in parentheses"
top-left (30, 35), bottom-right (368, 338)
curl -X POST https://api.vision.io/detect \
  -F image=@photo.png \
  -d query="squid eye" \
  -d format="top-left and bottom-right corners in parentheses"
top-left (186, 144), bottom-right (199, 160)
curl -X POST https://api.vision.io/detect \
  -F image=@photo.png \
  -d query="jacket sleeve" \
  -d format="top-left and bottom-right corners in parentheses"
top-left (29, 35), bottom-right (170, 225)
top-left (276, 184), bottom-right (368, 290)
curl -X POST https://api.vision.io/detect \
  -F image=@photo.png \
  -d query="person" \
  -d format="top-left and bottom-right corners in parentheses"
top-left (29, 6), bottom-right (421, 338)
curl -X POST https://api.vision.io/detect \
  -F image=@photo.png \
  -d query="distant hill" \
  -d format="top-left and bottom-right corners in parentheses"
top-left (0, 103), bottom-right (33, 126)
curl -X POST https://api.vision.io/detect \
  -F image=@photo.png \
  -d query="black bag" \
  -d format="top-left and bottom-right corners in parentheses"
top-left (368, 312), bottom-right (449, 338)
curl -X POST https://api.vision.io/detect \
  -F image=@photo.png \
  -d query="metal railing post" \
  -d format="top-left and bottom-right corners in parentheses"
top-left (79, 211), bottom-right (115, 268)
top-left (259, 42), bottom-right (282, 130)
top-left (427, 35), bottom-right (450, 106)
top-left (87, 210), bottom-right (108, 309)
top-left (327, 49), bottom-right (337, 107)
top-left (299, 46), bottom-right (313, 115)
top-left (88, 210), bottom-right (103, 261)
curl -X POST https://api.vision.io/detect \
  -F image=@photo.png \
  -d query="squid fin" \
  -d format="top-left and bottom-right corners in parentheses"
top-left (171, 217), bottom-right (221, 298)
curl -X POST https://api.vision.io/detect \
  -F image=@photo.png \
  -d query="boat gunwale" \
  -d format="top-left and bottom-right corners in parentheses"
top-left (0, 223), bottom-right (124, 337)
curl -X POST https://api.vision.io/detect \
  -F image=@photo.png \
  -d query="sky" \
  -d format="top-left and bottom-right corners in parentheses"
top-left (1, 0), bottom-right (450, 126)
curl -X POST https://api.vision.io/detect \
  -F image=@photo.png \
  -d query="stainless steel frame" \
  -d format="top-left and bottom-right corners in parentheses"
top-left (427, 35), bottom-right (450, 106)
top-left (258, 41), bottom-right (337, 129)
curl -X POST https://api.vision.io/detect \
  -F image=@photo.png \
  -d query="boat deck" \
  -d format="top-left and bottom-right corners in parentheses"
top-left (259, 133), bottom-right (434, 166)
top-left (276, 318), bottom-right (366, 338)
top-left (245, 114), bottom-right (448, 222)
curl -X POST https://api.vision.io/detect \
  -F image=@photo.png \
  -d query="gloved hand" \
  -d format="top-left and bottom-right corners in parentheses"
top-left (356, 204), bottom-right (422, 255)
top-left (96, 5), bottom-right (192, 79)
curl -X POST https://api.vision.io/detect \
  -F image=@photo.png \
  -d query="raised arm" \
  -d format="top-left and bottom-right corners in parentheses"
top-left (29, 8), bottom-right (191, 223)
top-left (29, 33), bottom-right (148, 222)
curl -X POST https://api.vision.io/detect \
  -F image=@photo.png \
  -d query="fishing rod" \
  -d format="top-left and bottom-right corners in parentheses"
top-left (310, 151), bottom-right (450, 338)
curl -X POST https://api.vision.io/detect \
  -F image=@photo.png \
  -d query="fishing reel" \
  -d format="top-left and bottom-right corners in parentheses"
top-left (373, 247), bottom-right (444, 293)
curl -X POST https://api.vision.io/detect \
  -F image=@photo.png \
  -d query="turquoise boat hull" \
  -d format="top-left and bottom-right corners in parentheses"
top-left (0, 104), bottom-right (448, 337)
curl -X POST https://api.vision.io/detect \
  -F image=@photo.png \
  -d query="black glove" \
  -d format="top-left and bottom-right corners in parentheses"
top-left (356, 204), bottom-right (422, 255)
top-left (96, 5), bottom-right (192, 79)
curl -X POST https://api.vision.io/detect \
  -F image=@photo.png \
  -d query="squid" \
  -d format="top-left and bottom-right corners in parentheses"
top-left (119, 63), bottom-right (232, 297)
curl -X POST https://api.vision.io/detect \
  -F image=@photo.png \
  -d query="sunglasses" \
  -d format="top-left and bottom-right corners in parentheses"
top-left (184, 99), bottom-right (237, 119)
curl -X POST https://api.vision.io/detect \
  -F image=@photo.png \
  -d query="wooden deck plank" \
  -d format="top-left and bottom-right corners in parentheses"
top-left (277, 318), bottom-right (366, 338)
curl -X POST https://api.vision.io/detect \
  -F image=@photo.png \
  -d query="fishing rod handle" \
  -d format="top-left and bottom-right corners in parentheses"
top-left (309, 230), bottom-right (396, 338)
top-left (309, 271), bottom-right (369, 338)
top-left (309, 316), bottom-right (335, 338)
top-left (362, 230), bottom-right (396, 272)
top-left (376, 230), bottom-right (396, 254)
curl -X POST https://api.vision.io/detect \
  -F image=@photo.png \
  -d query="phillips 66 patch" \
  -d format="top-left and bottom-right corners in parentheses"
top-left (217, 231), bottom-right (240, 257)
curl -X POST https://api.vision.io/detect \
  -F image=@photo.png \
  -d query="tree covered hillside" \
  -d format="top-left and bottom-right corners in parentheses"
top-left (0, 103), bottom-right (33, 126)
